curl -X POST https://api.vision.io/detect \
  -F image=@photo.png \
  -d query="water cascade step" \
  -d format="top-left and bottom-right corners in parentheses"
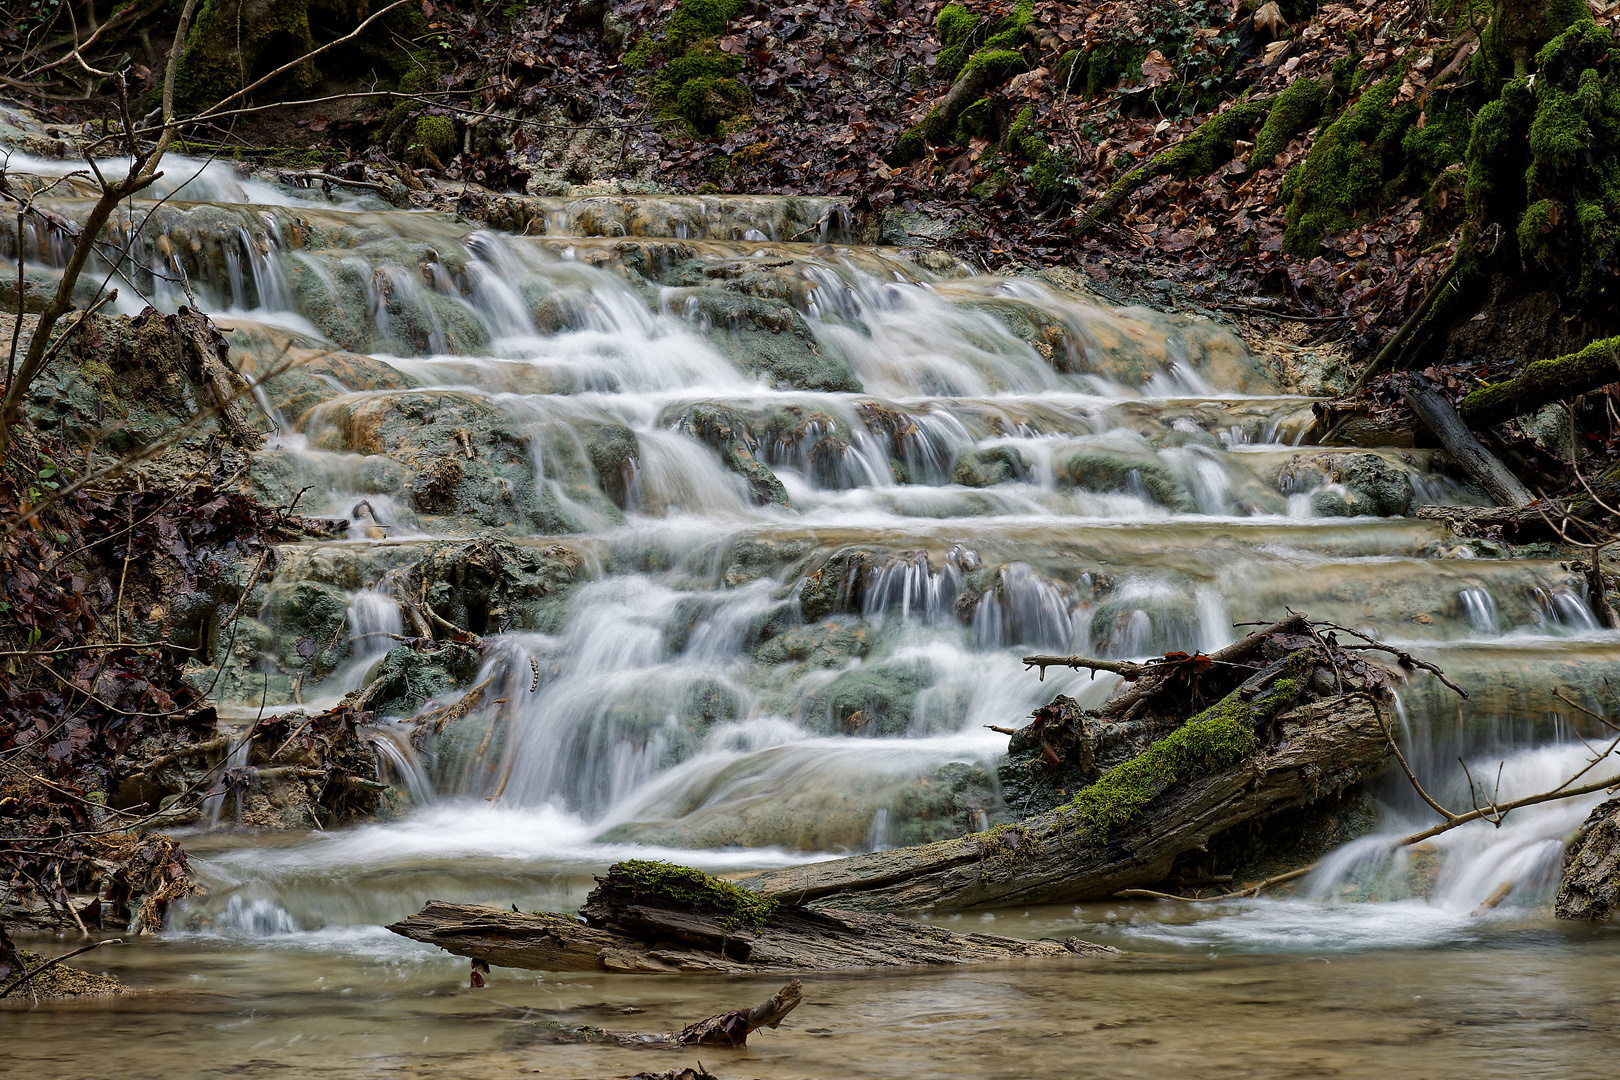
top-left (5, 150), bottom-right (1618, 938)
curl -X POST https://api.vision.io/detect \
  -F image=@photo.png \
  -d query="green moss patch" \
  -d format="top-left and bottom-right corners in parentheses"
top-left (630, 0), bottom-right (751, 136)
top-left (1461, 334), bottom-right (1620, 425)
top-left (1462, 15), bottom-right (1620, 297)
top-left (1251, 75), bottom-right (1328, 170)
top-left (1063, 653), bottom-right (1310, 845)
top-left (935, 0), bottom-right (1030, 83)
top-left (1005, 105), bottom-right (1072, 200)
top-left (1282, 72), bottom-right (1470, 255)
top-left (614, 859), bottom-right (778, 929)
top-left (408, 115), bottom-right (457, 166)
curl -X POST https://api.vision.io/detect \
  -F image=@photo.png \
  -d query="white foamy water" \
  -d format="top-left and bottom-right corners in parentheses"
top-left (6, 149), bottom-right (1619, 957)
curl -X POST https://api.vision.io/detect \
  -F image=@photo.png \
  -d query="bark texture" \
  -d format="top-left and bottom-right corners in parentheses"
top-left (1404, 386), bottom-right (1533, 507)
top-left (388, 894), bottom-right (1110, 975)
top-left (1458, 335), bottom-right (1620, 427)
top-left (743, 692), bottom-right (1390, 911)
top-left (1557, 797), bottom-right (1620, 920)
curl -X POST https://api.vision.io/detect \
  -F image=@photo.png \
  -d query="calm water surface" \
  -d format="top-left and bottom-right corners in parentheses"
top-left (6, 900), bottom-right (1617, 1080)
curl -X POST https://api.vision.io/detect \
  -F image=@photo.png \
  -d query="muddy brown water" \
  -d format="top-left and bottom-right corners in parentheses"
top-left (6, 906), bottom-right (1618, 1080)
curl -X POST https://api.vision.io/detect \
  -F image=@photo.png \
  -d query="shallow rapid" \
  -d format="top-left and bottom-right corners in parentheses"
top-left (4, 150), bottom-right (1618, 1077)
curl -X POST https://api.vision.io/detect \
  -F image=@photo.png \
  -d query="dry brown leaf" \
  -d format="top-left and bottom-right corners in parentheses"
top-left (1253, 1), bottom-right (1287, 38)
top-left (1141, 49), bottom-right (1173, 86)
top-left (1007, 67), bottom-right (1048, 95)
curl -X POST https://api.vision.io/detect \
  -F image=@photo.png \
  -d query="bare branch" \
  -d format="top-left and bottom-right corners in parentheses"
top-left (0, 938), bottom-right (122, 999)
top-left (1375, 703), bottom-right (1455, 820)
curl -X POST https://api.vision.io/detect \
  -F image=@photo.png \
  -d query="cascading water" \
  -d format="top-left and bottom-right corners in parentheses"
top-left (7, 151), bottom-right (1618, 956)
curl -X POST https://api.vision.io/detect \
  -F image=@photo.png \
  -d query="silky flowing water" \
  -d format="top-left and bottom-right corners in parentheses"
top-left (2, 150), bottom-right (1618, 1077)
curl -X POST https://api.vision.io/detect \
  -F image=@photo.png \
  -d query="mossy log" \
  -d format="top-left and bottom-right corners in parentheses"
top-left (741, 645), bottom-right (1394, 911)
top-left (387, 862), bottom-right (1113, 974)
top-left (1556, 797), bottom-right (1620, 920)
top-left (1074, 88), bottom-right (1307, 236)
top-left (743, 692), bottom-right (1389, 911)
top-left (1459, 335), bottom-right (1620, 427)
top-left (892, 48), bottom-right (1027, 162)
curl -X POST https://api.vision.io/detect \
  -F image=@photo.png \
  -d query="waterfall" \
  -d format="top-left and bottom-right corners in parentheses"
top-left (8, 148), bottom-right (1617, 891)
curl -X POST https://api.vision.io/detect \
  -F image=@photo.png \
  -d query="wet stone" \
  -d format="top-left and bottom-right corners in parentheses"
top-left (803, 661), bottom-right (933, 737)
top-left (952, 445), bottom-right (1029, 488)
top-left (753, 620), bottom-right (873, 669)
top-left (1057, 448), bottom-right (1198, 513)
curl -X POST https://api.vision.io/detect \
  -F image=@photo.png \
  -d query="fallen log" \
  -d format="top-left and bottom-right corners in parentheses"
top-left (743, 629), bottom-right (1398, 911)
top-left (1405, 385), bottom-right (1533, 508)
top-left (746, 693), bottom-right (1389, 910)
top-left (1459, 335), bottom-right (1620, 427)
top-left (395, 619), bottom-right (1412, 961)
top-left (387, 862), bottom-right (1114, 974)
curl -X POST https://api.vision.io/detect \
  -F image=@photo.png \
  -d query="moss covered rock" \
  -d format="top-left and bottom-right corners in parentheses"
top-left (952, 444), bottom-right (1029, 487)
top-left (682, 288), bottom-right (860, 392)
top-left (676, 404), bottom-right (792, 507)
top-left (1056, 448), bottom-right (1197, 512)
top-left (365, 641), bottom-right (481, 717)
top-left (1282, 71), bottom-right (1472, 254)
top-left (803, 661), bottom-right (932, 736)
top-left (754, 619), bottom-right (873, 669)
top-left (630, 0), bottom-right (751, 135)
top-left (302, 390), bottom-right (620, 532)
top-left (1308, 453), bottom-right (1413, 517)
top-left (412, 535), bottom-right (582, 635)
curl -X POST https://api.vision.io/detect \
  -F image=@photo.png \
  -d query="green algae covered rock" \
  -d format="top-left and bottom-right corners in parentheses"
top-left (412, 536), bottom-right (582, 635)
top-left (952, 445), bottom-right (1029, 488)
top-left (803, 661), bottom-right (932, 737)
top-left (683, 288), bottom-right (860, 392)
top-left (301, 390), bottom-right (621, 532)
top-left (677, 403), bottom-right (792, 507)
top-left (1056, 448), bottom-right (1197, 512)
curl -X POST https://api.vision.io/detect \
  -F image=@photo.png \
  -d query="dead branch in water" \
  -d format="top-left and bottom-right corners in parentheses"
top-left (389, 863), bottom-right (1114, 973)
top-left (487, 979), bottom-right (803, 1051)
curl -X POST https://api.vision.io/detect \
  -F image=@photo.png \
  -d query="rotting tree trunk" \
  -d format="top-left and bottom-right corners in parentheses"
top-left (743, 691), bottom-right (1389, 911)
top-left (388, 866), bottom-right (1113, 974)
top-left (1458, 335), bottom-right (1620, 427)
top-left (1557, 797), bottom-right (1620, 920)
top-left (1405, 385), bottom-right (1533, 507)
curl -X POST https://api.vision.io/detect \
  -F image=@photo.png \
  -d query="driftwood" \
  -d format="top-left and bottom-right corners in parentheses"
top-left (1023, 612), bottom-right (1305, 720)
top-left (387, 863), bottom-right (1113, 974)
top-left (508, 980), bottom-right (804, 1048)
top-left (1405, 386), bottom-right (1533, 508)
